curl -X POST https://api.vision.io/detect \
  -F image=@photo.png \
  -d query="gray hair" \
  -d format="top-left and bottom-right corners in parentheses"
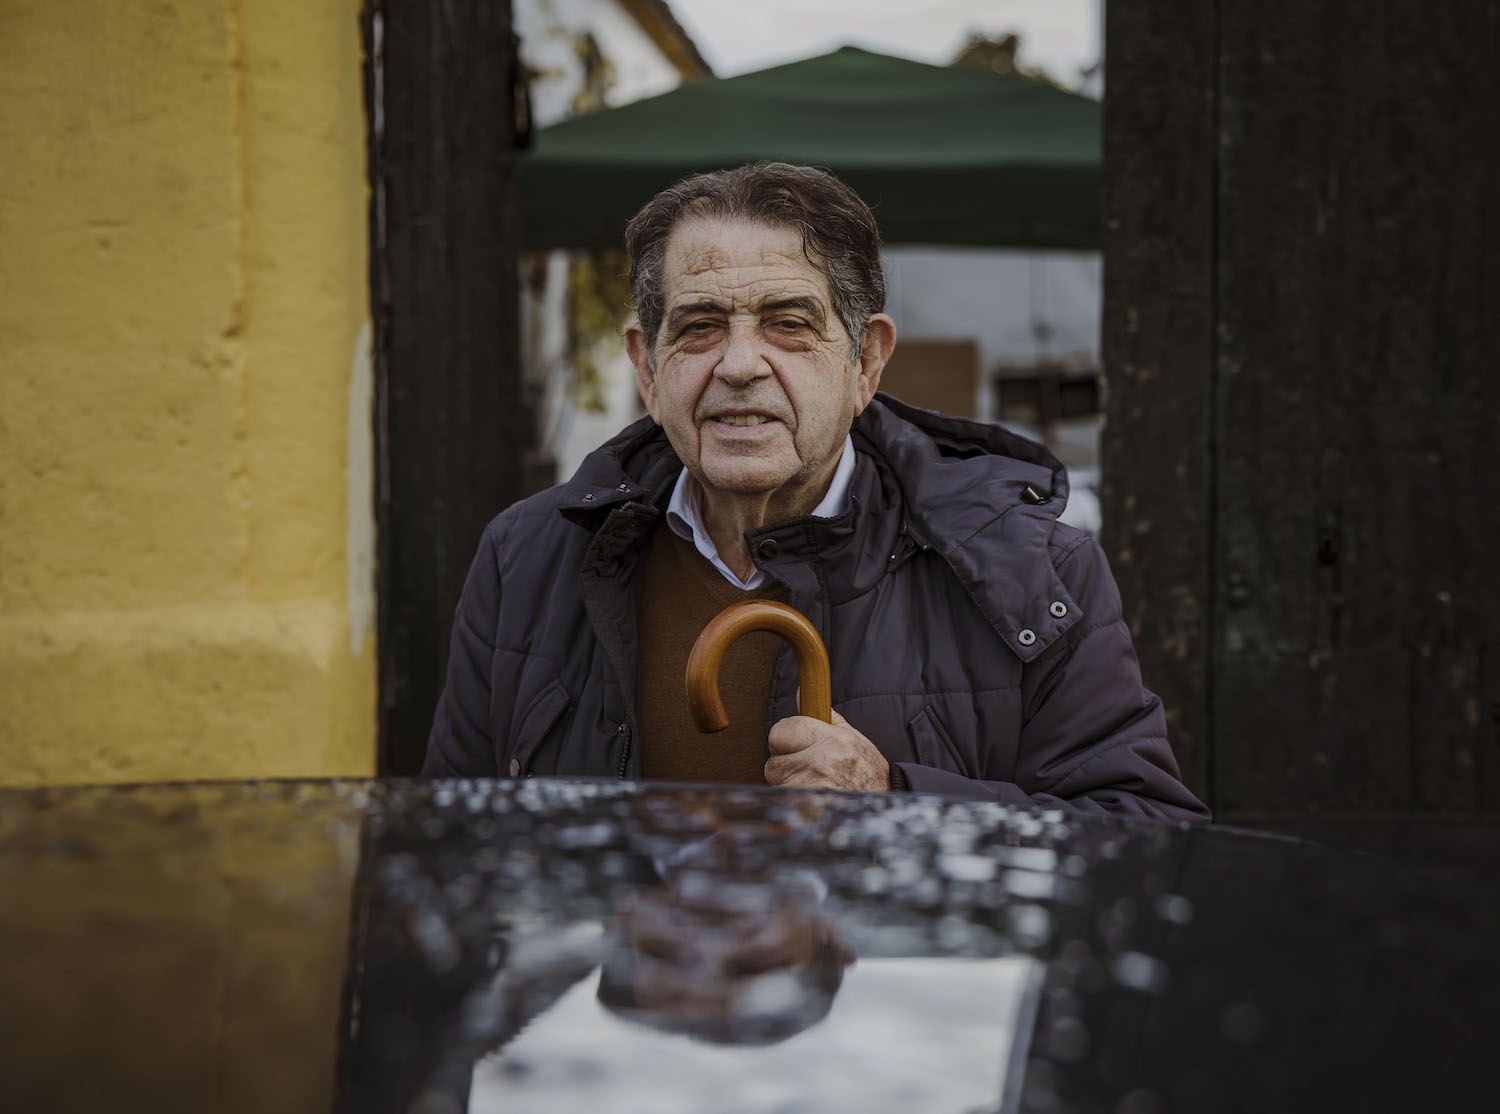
top-left (624, 163), bottom-right (885, 356)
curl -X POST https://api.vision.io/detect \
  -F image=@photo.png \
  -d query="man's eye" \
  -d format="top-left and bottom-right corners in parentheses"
top-left (686, 321), bottom-right (716, 333)
top-left (772, 319), bottom-right (808, 332)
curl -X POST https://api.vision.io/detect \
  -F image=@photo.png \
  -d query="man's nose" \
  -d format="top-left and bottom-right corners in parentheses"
top-left (714, 322), bottom-right (770, 387)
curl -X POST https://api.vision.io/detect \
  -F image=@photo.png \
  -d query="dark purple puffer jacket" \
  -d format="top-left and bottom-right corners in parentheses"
top-left (425, 395), bottom-right (1209, 822)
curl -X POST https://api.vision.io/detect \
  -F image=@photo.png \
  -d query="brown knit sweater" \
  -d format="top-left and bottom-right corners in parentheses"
top-left (637, 524), bottom-right (788, 784)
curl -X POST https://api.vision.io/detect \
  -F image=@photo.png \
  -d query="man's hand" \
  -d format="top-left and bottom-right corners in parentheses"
top-left (766, 709), bottom-right (890, 792)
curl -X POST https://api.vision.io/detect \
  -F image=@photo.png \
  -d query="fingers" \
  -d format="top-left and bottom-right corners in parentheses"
top-left (765, 753), bottom-right (836, 789)
top-left (768, 715), bottom-right (828, 755)
top-left (769, 708), bottom-right (853, 754)
top-left (764, 754), bottom-right (798, 787)
top-left (766, 711), bottom-right (891, 792)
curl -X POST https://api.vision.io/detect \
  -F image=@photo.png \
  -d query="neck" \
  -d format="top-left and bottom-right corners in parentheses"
top-left (697, 459), bottom-right (841, 581)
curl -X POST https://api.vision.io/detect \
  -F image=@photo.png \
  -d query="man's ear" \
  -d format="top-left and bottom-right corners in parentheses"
top-left (852, 314), bottom-right (897, 414)
top-left (624, 318), bottom-right (659, 422)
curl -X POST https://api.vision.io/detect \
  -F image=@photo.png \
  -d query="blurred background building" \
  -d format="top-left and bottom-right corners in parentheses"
top-left (513, 0), bottom-right (710, 492)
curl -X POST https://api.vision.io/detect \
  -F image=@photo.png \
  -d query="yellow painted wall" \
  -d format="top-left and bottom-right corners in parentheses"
top-left (0, 0), bottom-right (376, 785)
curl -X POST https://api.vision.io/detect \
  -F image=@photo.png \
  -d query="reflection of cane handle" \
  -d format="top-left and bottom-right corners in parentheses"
top-left (685, 601), bottom-right (832, 732)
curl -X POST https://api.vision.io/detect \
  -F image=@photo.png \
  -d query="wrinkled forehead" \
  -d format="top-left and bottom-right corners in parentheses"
top-left (661, 216), bottom-right (833, 309)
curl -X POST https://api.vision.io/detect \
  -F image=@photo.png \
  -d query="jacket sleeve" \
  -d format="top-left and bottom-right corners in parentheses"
top-left (894, 538), bottom-right (1210, 822)
top-left (423, 520), bottom-right (505, 777)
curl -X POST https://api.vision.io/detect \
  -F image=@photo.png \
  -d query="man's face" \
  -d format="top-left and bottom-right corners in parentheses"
top-left (629, 218), bottom-right (892, 511)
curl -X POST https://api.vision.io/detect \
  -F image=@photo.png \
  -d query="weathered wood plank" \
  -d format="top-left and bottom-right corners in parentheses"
top-left (1481, 646), bottom-right (1500, 813)
top-left (1212, 0), bottom-right (1329, 658)
top-left (1215, 649), bottom-right (1410, 815)
top-left (1209, 0), bottom-right (1500, 818)
top-left (1108, 0), bottom-right (1500, 830)
top-left (1099, 0), bottom-right (1218, 804)
top-left (1410, 648), bottom-right (1483, 813)
top-left (366, 0), bottom-right (529, 776)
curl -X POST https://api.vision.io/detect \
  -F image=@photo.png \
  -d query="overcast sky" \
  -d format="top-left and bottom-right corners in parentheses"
top-left (670, 0), bottom-right (1101, 87)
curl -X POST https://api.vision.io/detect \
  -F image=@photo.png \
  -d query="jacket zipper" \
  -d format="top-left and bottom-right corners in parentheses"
top-left (616, 722), bottom-right (633, 779)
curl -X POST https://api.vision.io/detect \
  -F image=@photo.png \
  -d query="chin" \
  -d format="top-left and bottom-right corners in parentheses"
top-left (700, 460), bottom-right (796, 497)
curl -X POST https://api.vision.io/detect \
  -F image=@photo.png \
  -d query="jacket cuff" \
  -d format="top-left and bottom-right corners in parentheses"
top-left (888, 761), bottom-right (910, 792)
top-left (893, 762), bottom-right (1036, 806)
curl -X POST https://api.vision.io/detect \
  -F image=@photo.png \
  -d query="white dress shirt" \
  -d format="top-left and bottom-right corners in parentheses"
top-left (664, 435), bottom-right (857, 590)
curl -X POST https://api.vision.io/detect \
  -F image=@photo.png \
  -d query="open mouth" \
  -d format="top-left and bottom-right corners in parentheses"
top-left (711, 414), bottom-right (776, 427)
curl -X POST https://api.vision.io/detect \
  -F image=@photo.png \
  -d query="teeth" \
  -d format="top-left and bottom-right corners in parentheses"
top-left (719, 414), bottom-right (769, 426)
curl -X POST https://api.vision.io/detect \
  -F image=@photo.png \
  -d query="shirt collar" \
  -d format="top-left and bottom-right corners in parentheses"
top-left (665, 435), bottom-right (857, 590)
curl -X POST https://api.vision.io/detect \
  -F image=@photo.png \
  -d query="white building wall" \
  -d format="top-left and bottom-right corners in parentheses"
top-left (882, 247), bottom-right (1104, 535)
top-left (514, 0), bottom-right (688, 484)
top-left (515, 0), bottom-right (684, 128)
top-left (882, 247), bottom-right (1102, 422)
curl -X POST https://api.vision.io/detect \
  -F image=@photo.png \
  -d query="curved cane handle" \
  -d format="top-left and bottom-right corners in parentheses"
top-left (685, 600), bottom-right (832, 732)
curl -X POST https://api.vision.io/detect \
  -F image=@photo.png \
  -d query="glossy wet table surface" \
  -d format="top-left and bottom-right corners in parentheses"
top-left (1, 780), bottom-right (1495, 1113)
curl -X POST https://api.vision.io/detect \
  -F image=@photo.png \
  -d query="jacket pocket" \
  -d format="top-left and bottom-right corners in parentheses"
top-left (906, 703), bottom-right (968, 776)
top-left (509, 678), bottom-right (572, 778)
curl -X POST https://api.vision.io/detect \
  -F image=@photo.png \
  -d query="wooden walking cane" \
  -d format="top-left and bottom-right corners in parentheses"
top-left (684, 601), bottom-right (833, 731)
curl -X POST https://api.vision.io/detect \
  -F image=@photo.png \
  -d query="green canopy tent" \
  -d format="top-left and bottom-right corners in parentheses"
top-left (519, 47), bottom-right (1101, 251)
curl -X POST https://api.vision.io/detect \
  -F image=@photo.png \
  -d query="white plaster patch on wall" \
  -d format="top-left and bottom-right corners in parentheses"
top-left (346, 321), bottom-right (375, 656)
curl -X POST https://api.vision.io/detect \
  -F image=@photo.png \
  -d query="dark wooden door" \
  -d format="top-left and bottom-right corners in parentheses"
top-left (364, 0), bottom-right (531, 776)
top-left (1102, 0), bottom-right (1500, 862)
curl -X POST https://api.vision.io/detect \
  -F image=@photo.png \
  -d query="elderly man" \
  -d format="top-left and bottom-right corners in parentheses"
top-left (425, 163), bottom-right (1207, 821)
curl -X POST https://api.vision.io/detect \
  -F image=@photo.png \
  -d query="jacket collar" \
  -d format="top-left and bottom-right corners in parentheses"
top-left (557, 396), bottom-right (1078, 658)
top-left (558, 418), bottom-right (896, 604)
top-left (558, 395), bottom-right (1068, 530)
top-left (556, 417), bottom-right (679, 519)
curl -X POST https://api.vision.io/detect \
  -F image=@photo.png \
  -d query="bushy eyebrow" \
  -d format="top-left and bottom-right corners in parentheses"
top-left (664, 299), bottom-right (728, 335)
top-left (760, 297), bottom-right (827, 327)
top-left (664, 295), bottom-right (828, 337)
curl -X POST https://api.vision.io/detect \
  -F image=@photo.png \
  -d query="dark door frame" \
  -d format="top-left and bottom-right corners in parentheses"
top-left (362, 0), bottom-right (531, 776)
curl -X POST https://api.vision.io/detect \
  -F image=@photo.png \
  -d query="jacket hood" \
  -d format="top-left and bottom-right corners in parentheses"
top-left (851, 394), bottom-right (1069, 547)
